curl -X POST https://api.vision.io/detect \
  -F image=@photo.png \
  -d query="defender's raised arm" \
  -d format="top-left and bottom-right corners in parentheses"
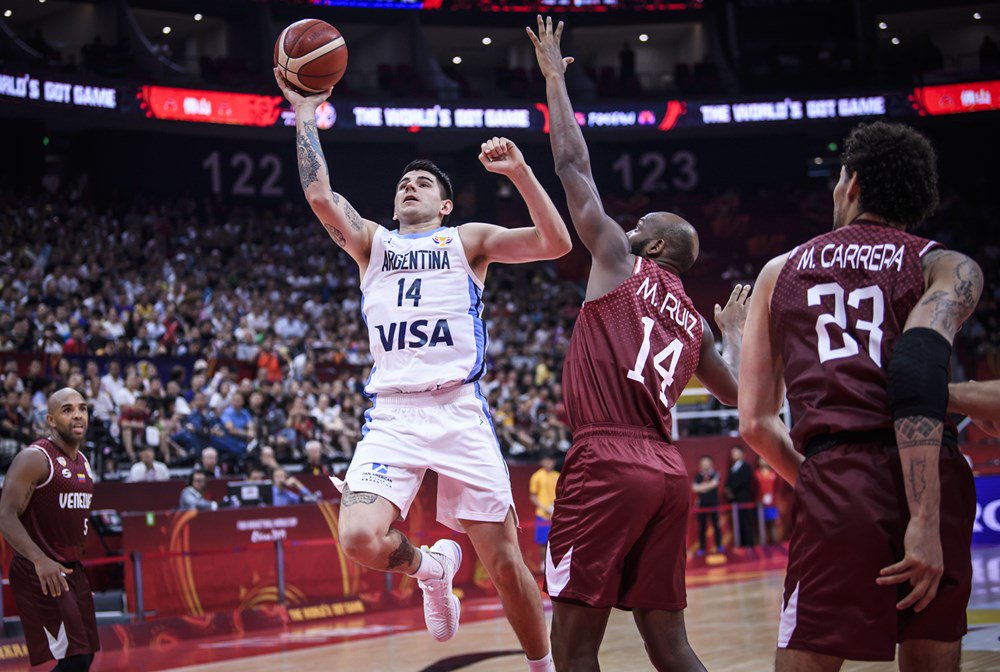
top-left (528, 17), bottom-right (629, 271)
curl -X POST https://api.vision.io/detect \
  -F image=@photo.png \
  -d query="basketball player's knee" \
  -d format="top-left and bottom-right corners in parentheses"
top-left (339, 526), bottom-right (382, 564)
top-left (488, 551), bottom-right (525, 588)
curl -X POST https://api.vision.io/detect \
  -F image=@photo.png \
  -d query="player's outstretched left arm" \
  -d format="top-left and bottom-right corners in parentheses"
top-left (460, 137), bottom-right (572, 277)
top-left (738, 255), bottom-right (803, 484)
top-left (274, 69), bottom-right (377, 270)
top-left (877, 249), bottom-right (983, 613)
top-left (695, 284), bottom-right (750, 407)
top-left (0, 449), bottom-right (73, 597)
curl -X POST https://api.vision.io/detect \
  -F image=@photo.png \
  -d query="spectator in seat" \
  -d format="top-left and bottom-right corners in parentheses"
top-left (692, 455), bottom-right (724, 554)
top-left (199, 446), bottom-right (223, 479)
top-left (215, 393), bottom-right (254, 457)
top-left (179, 469), bottom-right (217, 511)
top-left (127, 445), bottom-right (169, 483)
top-left (271, 467), bottom-right (316, 506)
top-left (302, 440), bottom-right (329, 477)
top-left (119, 395), bottom-right (150, 464)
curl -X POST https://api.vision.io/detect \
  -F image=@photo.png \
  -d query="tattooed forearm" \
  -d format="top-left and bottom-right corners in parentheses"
top-left (894, 415), bottom-right (942, 515)
top-left (341, 485), bottom-right (378, 507)
top-left (907, 456), bottom-right (928, 504)
top-left (386, 529), bottom-right (417, 571)
top-left (296, 118), bottom-right (326, 191)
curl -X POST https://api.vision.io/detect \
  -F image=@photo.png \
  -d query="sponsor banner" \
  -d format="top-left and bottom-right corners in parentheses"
top-left (910, 80), bottom-right (1000, 116)
top-left (974, 475), bottom-right (1000, 545)
top-left (138, 86), bottom-right (284, 126)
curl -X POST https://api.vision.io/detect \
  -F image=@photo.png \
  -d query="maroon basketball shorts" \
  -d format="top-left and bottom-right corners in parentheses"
top-left (9, 556), bottom-right (100, 666)
top-left (779, 440), bottom-right (974, 661)
top-left (544, 424), bottom-right (689, 610)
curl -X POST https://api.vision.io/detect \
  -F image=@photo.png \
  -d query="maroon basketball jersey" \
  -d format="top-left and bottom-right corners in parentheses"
top-left (563, 257), bottom-right (704, 440)
top-left (770, 222), bottom-right (940, 450)
top-left (18, 438), bottom-right (94, 563)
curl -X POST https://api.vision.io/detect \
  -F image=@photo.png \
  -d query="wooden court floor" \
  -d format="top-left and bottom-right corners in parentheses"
top-left (171, 572), bottom-right (1000, 672)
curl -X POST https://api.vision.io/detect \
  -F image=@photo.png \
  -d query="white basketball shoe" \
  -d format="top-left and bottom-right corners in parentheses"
top-left (418, 539), bottom-right (462, 642)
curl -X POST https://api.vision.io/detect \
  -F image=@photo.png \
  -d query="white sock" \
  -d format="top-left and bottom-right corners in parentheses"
top-left (526, 652), bottom-right (555, 672)
top-left (408, 547), bottom-right (444, 581)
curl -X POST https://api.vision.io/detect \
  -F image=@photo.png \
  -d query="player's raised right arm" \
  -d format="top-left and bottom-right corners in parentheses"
top-left (528, 17), bottom-right (629, 271)
top-left (0, 449), bottom-right (72, 596)
top-left (274, 69), bottom-right (376, 268)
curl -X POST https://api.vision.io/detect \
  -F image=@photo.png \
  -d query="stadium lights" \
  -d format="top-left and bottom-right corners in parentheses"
top-left (194, 13), bottom-right (203, 21)
top-left (2, 9), bottom-right (10, 17)
top-left (482, 37), bottom-right (492, 45)
top-left (162, 26), bottom-right (171, 35)
top-left (813, 157), bottom-right (823, 165)
top-left (639, 33), bottom-right (649, 42)
top-left (891, 37), bottom-right (900, 45)
top-left (878, 21), bottom-right (887, 30)
top-left (974, 12), bottom-right (982, 20)
top-left (452, 56), bottom-right (462, 64)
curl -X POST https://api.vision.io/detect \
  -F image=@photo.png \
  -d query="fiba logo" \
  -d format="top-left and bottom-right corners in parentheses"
top-left (316, 102), bottom-right (337, 130)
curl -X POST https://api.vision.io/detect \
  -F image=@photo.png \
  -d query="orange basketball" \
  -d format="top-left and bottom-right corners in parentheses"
top-left (273, 19), bottom-right (348, 95)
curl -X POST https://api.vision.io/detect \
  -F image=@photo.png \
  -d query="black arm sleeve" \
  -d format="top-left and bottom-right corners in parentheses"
top-left (886, 327), bottom-right (951, 422)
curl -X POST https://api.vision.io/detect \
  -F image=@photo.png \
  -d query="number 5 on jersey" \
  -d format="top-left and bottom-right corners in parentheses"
top-left (626, 316), bottom-right (684, 410)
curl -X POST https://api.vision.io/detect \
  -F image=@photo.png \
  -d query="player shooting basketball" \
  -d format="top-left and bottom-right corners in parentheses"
top-left (274, 67), bottom-right (571, 671)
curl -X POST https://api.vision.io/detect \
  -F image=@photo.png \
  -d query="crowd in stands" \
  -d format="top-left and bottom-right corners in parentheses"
top-left (0, 168), bottom-right (997, 482)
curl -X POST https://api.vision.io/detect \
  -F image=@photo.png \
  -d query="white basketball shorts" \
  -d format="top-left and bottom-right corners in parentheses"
top-left (331, 383), bottom-right (514, 533)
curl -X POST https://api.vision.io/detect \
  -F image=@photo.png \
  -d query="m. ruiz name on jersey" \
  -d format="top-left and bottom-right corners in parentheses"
top-left (796, 243), bottom-right (905, 273)
top-left (635, 277), bottom-right (699, 337)
top-left (59, 492), bottom-right (93, 510)
top-left (382, 250), bottom-right (451, 272)
top-left (375, 319), bottom-right (454, 352)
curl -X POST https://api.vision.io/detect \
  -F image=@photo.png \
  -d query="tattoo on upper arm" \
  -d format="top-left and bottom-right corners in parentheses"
top-left (321, 221), bottom-right (347, 247)
top-left (296, 119), bottom-right (325, 191)
top-left (895, 416), bottom-right (942, 505)
top-left (918, 255), bottom-right (983, 338)
top-left (341, 485), bottom-right (378, 507)
top-left (343, 201), bottom-right (364, 232)
top-left (386, 529), bottom-right (416, 570)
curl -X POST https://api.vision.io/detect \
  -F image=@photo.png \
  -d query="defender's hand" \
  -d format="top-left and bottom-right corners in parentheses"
top-left (273, 68), bottom-right (332, 110)
top-left (876, 518), bottom-right (943, 612)
top-left (714, 284), bottom-right (751, 335)
top-left (35, 557), bottom-right (72, 597)
top-left (479, 137), bottom-right (527, 176)
top-left (526, 15), bottom-right (575, 79)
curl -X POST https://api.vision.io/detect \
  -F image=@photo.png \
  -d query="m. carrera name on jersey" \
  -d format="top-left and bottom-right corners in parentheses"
top-left (796, 243), bottom-right (905, 272)
top-left (59, 492), bottom-right (93, 510)
top-left (382, 250), bottom-right (451, 272)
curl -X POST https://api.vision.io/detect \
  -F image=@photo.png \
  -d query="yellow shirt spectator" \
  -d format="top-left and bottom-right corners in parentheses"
top-left (529, 458), bottom-right (560, 520)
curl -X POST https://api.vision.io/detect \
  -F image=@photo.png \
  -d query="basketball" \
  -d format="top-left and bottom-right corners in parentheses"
top-left (273, 19), bottom-right (348, 94)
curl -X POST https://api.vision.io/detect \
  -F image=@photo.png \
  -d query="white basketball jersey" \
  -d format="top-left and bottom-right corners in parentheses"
top-left (360, 225), bottom-right (488, 395)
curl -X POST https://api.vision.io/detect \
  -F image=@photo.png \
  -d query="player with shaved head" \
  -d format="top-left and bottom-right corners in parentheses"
top-left (0, 388), bottom-right (98, 670)
top-left (530, 17), bottom-right (749, 671)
